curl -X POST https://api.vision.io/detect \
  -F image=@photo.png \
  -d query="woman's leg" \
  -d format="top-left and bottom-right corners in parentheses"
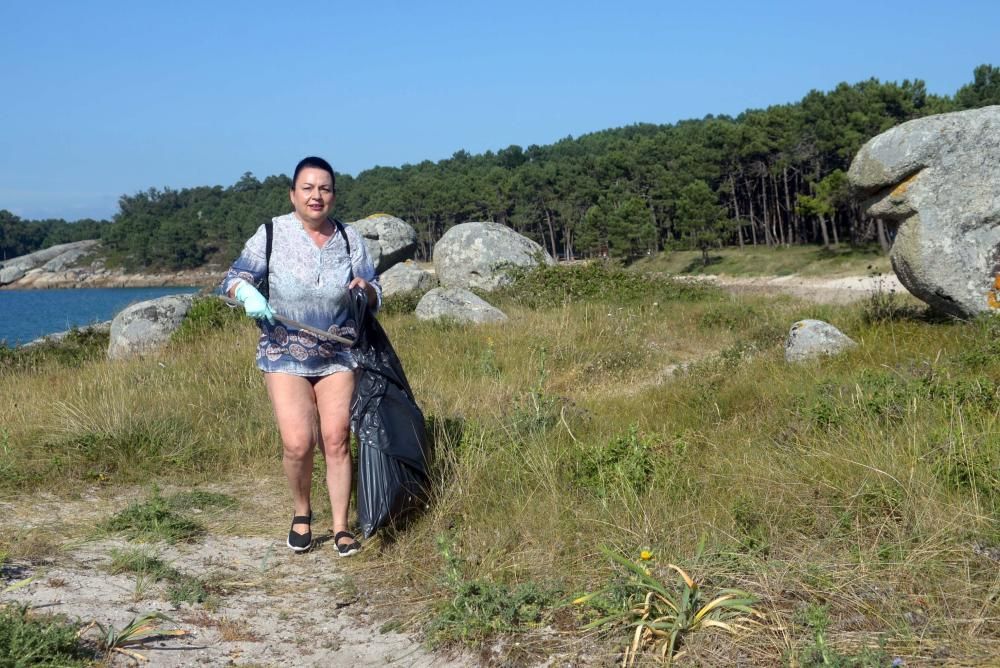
top-left (265, 372), bottom-right (319, 536)
top-left (313, 370), bottom-right (356, 545)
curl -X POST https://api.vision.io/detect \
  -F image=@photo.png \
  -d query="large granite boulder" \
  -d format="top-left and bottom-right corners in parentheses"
top-left (785, 319), bottom-right (857, 363)
top-left (351, 214), bottom-right (418, 273)
top-left (380, 261), bottom-right (437, 297)
top-left (433, 222), bottom-right (554, 291)
top-left (415, 288), bottom-right (507, 324)
top-left (107, 294), bottom-right (195, 360)
top-left (848, 106), bottom-right (1000, 318)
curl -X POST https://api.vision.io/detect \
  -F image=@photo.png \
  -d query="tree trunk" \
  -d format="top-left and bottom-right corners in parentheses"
top-left (818, 214), bottom-right (831, 248)
top-left (772, 173), bottom-right (786, 245)
top-left (783, 167), bottom-right (796, 243)
top-left (830, 212), bottom-right (840, 247)
top-left (543, 207), bottom-right (558, 258)
top-left (876, 218), bottom-right (892, 254)
top-left (760, 173), bottom-right (773, 247)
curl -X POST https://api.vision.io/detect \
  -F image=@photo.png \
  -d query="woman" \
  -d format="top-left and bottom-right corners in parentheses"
top-left (222, 156), bottom-right (381, 556)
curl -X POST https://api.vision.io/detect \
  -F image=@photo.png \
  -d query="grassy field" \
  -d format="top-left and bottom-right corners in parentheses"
top-left (1, 262), bottom-right (997, 666)
top-left (632, 244), bottom-right (893, 278)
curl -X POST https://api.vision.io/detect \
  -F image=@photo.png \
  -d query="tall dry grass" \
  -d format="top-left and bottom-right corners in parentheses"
top-left (1, 264), bottom-right (997, 664)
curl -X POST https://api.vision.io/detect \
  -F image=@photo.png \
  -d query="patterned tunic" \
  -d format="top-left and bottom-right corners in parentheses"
top-left (221, 213), bottom-right (382, 376)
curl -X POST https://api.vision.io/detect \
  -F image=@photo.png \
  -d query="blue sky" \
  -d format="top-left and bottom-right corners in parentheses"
top-left (1, 0), bottom-right (997, 221)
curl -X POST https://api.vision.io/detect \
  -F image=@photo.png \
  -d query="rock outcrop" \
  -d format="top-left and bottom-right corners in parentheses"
top-left (848, 105), bottom-right (1000, 318)
top-left (415, 288), bottom-right (507, 324)
top-left (107, 294), bottom-right (195, 360)
top-left (433, 222), bottom-right (553, 291)
top-left (350, 214), bottom-right (418, 273)
top-left (0, 240), bottom-right (100, 286)
top-left (785, 319), bottom-right (857, 363)
top-left (379, 262), bottom-right (437, 298)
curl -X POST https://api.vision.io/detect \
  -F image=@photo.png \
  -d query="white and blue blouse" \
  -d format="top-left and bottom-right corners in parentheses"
top-left (221, 213), bottom-right (381, 376)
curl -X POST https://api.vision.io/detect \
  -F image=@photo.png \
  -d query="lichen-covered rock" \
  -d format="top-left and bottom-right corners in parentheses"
top-left (848, 106), bottom-right (1000, 318)
top-left (414, 288), bottom-right (507, 324)
top-left (107, 294), bottom-right (195, 360)
top-left (433, 222), bottom-right (554, 291)
top-left (785, 319), bottom-right (857, 363)
top-left (380, 262), bottom-right (437, 298)
top-left (351, 214), bottom-right (418, 273)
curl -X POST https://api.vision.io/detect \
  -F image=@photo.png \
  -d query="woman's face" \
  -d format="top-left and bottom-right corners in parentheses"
top-left (290, 167), bottom-right (335, 226)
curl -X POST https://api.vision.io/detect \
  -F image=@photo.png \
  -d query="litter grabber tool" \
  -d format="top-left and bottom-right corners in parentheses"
top-left (218, 295), bottom-right (355, 346)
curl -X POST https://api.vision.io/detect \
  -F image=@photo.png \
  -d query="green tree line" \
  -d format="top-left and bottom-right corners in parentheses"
top-left (0, 210), bottom-right (107, 261)
top-left (4, 65), bottom-right (999, 269)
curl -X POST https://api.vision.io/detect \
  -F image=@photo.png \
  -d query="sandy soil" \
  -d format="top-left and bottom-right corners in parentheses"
top-left (1, 492), bottom-right (471, 667)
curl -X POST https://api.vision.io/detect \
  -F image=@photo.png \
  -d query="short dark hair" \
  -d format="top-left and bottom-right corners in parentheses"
top-left (292, 156), bottom-right (336, 191)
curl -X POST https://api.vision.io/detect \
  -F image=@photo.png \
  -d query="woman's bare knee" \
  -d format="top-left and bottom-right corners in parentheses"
top-left (321, 430), bottom-right (351, 460)
top-left (282, 438), bottom-right (315, 462)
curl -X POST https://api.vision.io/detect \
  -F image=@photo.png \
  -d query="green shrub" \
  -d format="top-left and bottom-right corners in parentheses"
top-left (0, 604), bottom-right (92, 667)
top-left (428, 534), bottom-right (559, 645)
top-left (101, 492), bottom-right (204, 543)
top-left (573, 425), bottom-right (655, 499)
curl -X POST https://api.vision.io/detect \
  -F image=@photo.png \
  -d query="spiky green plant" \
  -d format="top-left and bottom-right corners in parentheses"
top-left (575, 546), bottom-right (761, 666)
top-left (89, 612), bottom-right (190, 662)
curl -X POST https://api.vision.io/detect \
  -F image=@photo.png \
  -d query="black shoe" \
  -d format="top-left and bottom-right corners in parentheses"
top-left (287, 512), bottom-right (312, 552)
top-left (334, 531), bottom-right (361, 557)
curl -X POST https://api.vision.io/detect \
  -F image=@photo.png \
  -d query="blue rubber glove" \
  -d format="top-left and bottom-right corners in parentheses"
top-left (234, 282), bottom-right (276, 324)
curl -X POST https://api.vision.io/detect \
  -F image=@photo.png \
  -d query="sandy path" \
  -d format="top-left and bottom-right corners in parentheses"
top-left (690, 272), bottom-right (909, 304)
top-left (1, 492), bottom-right (469, 668)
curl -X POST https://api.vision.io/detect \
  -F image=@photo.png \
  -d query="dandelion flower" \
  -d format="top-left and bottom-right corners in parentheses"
top-left (640, 550), bottom-right (653, 561)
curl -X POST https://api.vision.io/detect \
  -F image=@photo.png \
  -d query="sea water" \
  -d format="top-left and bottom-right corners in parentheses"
top-left (0, 287), bottom-right (203, 346)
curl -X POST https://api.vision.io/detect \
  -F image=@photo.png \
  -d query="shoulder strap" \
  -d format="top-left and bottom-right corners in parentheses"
top-left (334, 219), bottom-right (353, 282)
top-left (262, 221), bottom-right (273, 298)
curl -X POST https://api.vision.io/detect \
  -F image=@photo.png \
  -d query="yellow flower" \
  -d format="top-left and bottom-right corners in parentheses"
top-left (640, 550), bottom-right (653, 561)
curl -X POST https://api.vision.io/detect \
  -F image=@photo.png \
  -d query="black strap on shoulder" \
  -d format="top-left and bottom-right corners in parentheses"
top-left (261, 221), bottom-right (274, 298)
top-left (334, 219), bottom-right (353, 282)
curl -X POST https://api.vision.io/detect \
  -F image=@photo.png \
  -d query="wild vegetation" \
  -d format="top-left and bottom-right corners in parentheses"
top-left (1, 261), bottom-right (997, 664)
top-left (3, 65), bottom-right (999, 269)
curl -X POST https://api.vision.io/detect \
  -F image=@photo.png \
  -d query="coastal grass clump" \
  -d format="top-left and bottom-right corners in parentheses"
top-left (108, 548), bottom-right (216, 606)
top-left (0, 318), bottom-right (278, 492)
top-left (2, 261), bottom-right (1000, 663)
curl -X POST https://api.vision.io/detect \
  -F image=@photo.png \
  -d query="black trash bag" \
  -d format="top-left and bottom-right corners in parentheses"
top-left (349, 287), bottom-right (432, 538)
